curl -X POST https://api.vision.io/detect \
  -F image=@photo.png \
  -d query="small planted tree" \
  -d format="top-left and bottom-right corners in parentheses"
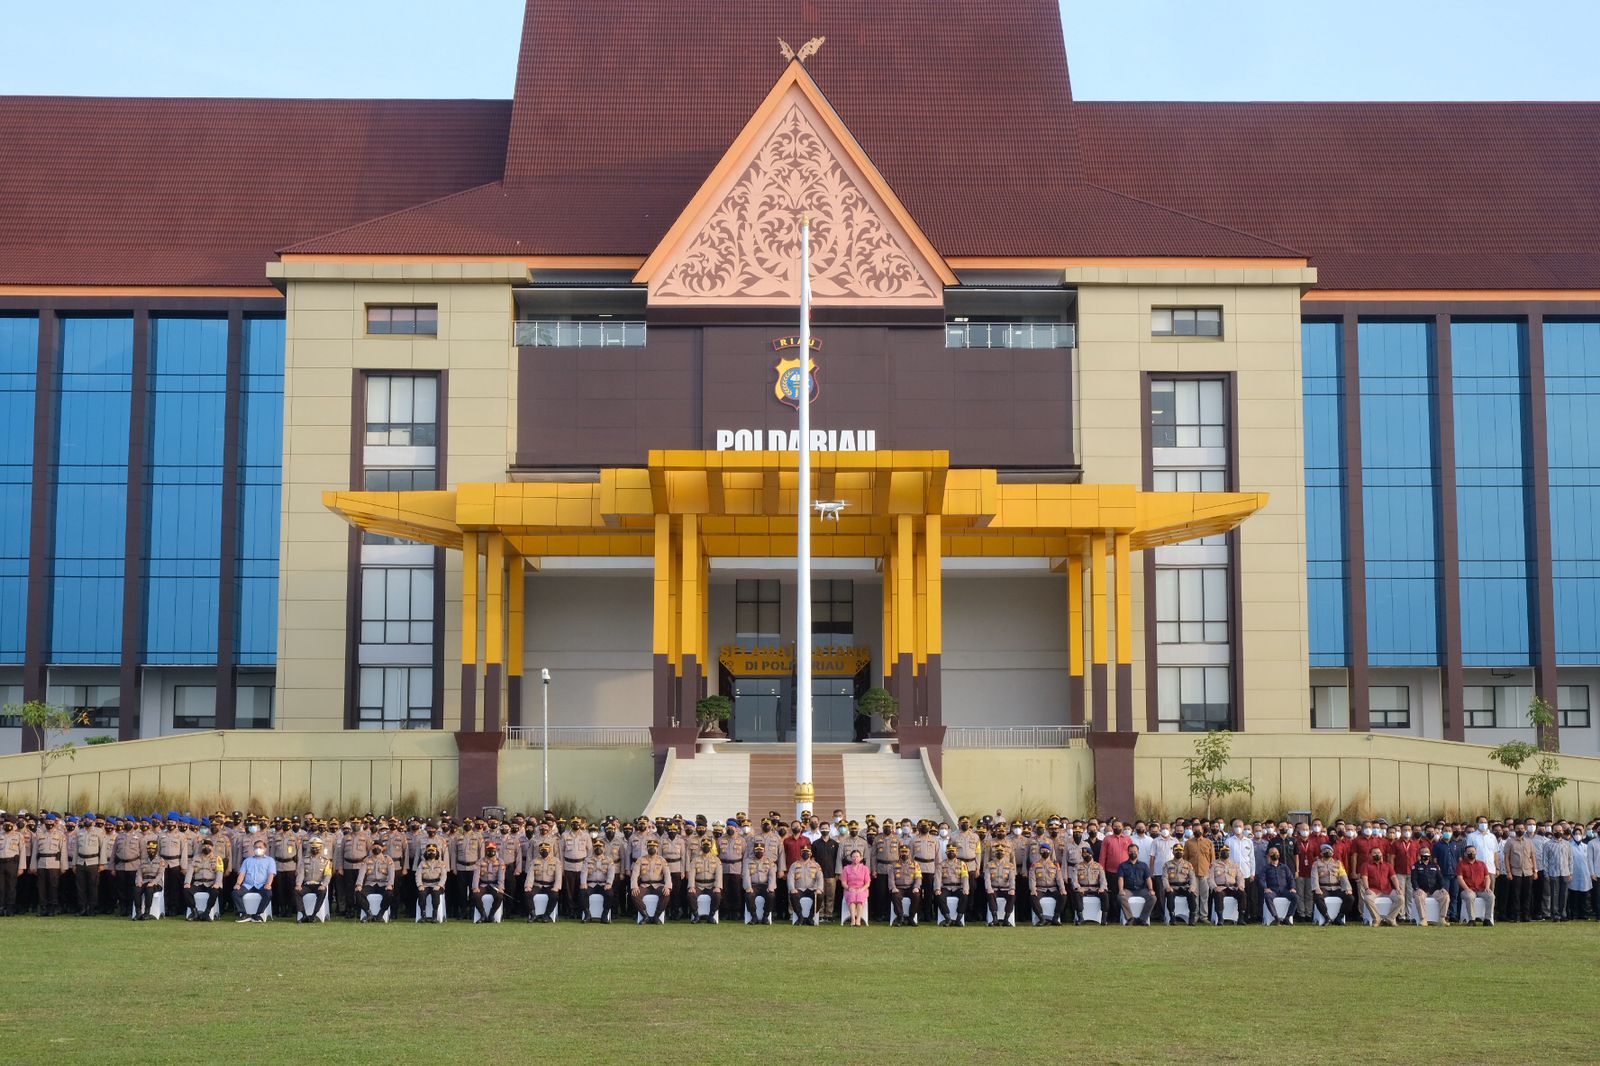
top-left (1490, 696), bottom-right (1568, 820)
top-left (695, 694), bottom-right (732, 737)
top-left (1184, 729), bottom-right (1254, 819)
top-left (3, 699), bottom-right (88, 805)
top-left (856, 687), bottom-right (899, 736)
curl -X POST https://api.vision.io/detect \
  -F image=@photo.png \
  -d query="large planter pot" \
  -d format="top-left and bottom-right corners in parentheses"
top-left (698, 720), bottom-right (727, 739)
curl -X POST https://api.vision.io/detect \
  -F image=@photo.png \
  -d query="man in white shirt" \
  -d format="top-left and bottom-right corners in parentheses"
top-left (1147, 824), bottom-right (1175, 923)
top-left (1466, 818), bottom-right (1499, 878)
top-left (1226, 822), bottom-right (1256, 922)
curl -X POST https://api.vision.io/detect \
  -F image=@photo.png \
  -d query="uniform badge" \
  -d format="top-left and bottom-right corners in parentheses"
top-left (774, 355), bottom-right (819, 408)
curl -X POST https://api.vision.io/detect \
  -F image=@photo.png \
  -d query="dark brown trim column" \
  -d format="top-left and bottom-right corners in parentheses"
top-left (1433, 315), bottom-right (1466, 741)
top-left (1525, 313), bottom-right (1560, 748)
top-left (1088, 730), bottom-right (1137, 821)
top-left (1341, 313), bottom-right (1372, 731)
top-left (117, 310), bottom-right (151, 742)
top-left (214, 310), bottom-right (244, 729)
top-left (453, 728), bottom-right (503, 817)
top-left (21, 311), bottom-right (58, 750)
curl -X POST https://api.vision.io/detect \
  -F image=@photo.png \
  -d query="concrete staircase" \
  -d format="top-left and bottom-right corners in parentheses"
top-left (644, 750), bottom-right (749, 818)
top-left (646, 744), bottom-right (952, 823)
top-left (841, 752), bottom-right (949, 823)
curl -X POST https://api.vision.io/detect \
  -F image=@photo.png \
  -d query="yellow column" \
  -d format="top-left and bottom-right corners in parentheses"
top-left (1067, 553), bottom-right (1084, 677)
top-left (894, 515), bottom-right (914, 672)
top-left (1091, 533), bottom-right (1108, 668)
top-left (1114, 532), bottom-right (1133, 667)
top-left (680, 513), bottom-right (700, 671)
top-left (881, 547), bottom-right (895, 689)
top-left (462, 532), bottom-right (480, 669)
top-left (923, 514), bottom-right (942, 662)
top-left (913, 520), bottom-right (928, 676)
top-left (485, 533), bottom-right (505, 670)
top-left (652, 514), bottom-right (673, 662)
top-left (508, 552), bottom-right (525, 679)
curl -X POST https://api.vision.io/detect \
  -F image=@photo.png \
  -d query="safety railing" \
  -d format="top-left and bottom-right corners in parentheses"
top-left (515, 320), bottom-right (646, 348)
top-left (945, 321), bottom-right (1075, 349)
top-left (942, 725), bottom-right (1089, 749)
top-left (503, 726), bottom-right (652, 749)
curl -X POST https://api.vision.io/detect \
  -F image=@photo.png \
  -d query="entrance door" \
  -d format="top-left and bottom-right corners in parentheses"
top-left (812, 678), bottom-right (858, 743)
top-left (732, 678), bottom-right (783, 741)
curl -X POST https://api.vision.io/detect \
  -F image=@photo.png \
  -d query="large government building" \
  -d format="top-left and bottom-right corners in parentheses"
top-left (3, 2), bottom-right (1600, 817)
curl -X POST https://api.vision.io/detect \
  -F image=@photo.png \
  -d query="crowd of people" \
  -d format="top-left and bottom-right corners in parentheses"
top-left (1, 805), bottom-right (1597, 928)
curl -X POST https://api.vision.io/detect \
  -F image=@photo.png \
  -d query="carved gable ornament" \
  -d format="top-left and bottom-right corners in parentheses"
top-left (637, 64), bottom-right (955, 307)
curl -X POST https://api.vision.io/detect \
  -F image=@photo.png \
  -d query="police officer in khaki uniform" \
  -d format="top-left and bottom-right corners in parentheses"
top-left (1311, 843), bottom-right (1353, 925)
top-left (71, 817), bottom-right (110, 916)
top-left (631, 839), bottom-right (671, 923)
top-left (155, 820), bottom-right (188, 915)
top-left (950, 818), bottom-right (982, 921)
top-left (415, 843), bottom-right (449, 921)
top-left (984, 838), bottom-right (1018, 926)
top-left (871, 824), bottom-right (898, 922)
top-left (742, 840), bottom-right (777, 924)
top-left (1162, 843), bottom-right (1198, 925)
top-left (356, 843), bottom-right (398, 920)
top-left (525, 840), bottom-right (562, 922)
top-left (787, 845), bottom-right (824, 925)
top-left (269, 822), bottom-right (298, 918)
top-left (559, 818), bottom-right (592, 918)
top-left (1209, 844), bottom-right (1245, 925)
top-left (581, 847), bottom-right (616, 923)
top-left (688, 835), bottom-right (721, 923)
top-left (1072, 847), bottom-right (1108, 925)
top-left (717, 820), bottom-right (746, 922)
top-left (936, 843), bottom-right (969, 926)
top-left (471, 842), bottom-right (507, 921)
top-left (1029, 843), bottom-right (1065, 925)
top-left (185, 839), bottom-right (225, 920)
top-left (450, 821), bottom-right (484, 920)
top-left (890, 844), bottom-right (921, 926)
top-left (335, 821), bottom-right (371, 919)
top-left (296, 838), bottom-right (334, 922)
top-left (658, 820), bottom-right (689, 919)
top-left (30, 814), bottom-right (67, 916)
top-left (0, 814), bottom-right (23, 916)
top-left (134, 840), bottom-right (164, 920)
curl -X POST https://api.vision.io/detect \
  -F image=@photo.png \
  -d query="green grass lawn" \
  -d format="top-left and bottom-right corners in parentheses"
top-left (1, 915), bottom-right (1597, 1064)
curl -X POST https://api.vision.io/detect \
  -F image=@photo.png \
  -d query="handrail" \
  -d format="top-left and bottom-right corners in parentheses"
top-left (503, 726), bottom-right (651, 749)
top-left (943, 725), bottom-right (1088, 749)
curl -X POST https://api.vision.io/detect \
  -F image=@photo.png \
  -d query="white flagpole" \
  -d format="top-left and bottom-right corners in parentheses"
top-left (795, 214), bottom-right (814, 822)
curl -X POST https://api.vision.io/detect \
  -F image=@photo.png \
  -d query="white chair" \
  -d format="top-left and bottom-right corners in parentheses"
top-left (359, 891), bottom-right (391, 923)
top-left (239, 890), bottom-right (272, 920)
top-left (1264, 896), bottom-right (1293, 925)
top-left (641, 892), bottom-right (667, 924)
top-left (1314, 895), bottom-right (1345, 925)
top-left (1172, 896), bottom-right (1190, 923)
top-left (790, 894), bottom-right (819, 925)
top-left (415, 893), bottom-right (445, 923)
top-left (1422, 897), bottom-right (1441, 924)
top-left (989, 896), bottom-right (1015, 926)
top-left (528, 890), bottom-right (558, 921)
top-left (188, 889), bottom-right (220, 921)
top-left (1034, 894), bottom-right (1058, 925)
top-left (694, 892), bottom-right (718, 923)
top-left (1120, 896), bottom-right (1147, 925)
top-left (941, 895), bottom-right (967, 926)
top-left (589, 890), bottom-right (612, 922)
top-left (1471, 896), bottom-right (1490, 922)
top-left (888, 895), bottom-right (916, 926)
top-left (1081, 897), bottom-right (1103, 925)
top-left (131, 889), bottom-right (165, 920)
top-left (1367, 895), bottom-right (1394, 925)
top-left (1219, 896), bottom-right (1239, 924)
top-left (471, 892), bottom-right (503, 923)
top-left (298, 890), bottom-right (331, 923)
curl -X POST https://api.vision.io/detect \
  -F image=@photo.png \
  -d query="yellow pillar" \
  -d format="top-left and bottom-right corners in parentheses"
top-left (652, 514), bottom-right (673, 662)
top-left (485, 533), bottom-right (505, 669)
top-left (1091, 533), bottom-right (1108, 668)
top-left (460, 530), bottom-right (480, 732)
top-left (923, 514), bottom-right (942, 662)
top-left (1115, 531), bottom-right (1133, 732)
top-left (913, 520), bottom-right (928, 676)
top-left (507, 550), bottom-right (525, 728)
top-left (881, 546), bottom-right (895, 691)
top-left (894, 515), bottom-right (914, 676)
top-left (680, 513), bottom-right (703, 713)
top-left (1067, 553), bottom-right (1084, 677)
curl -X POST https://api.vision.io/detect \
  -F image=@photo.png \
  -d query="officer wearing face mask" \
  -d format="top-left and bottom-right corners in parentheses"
top-left (871, 821), bottom-right (898, 921)
top-left (1071, 846), bottom-right (1107, 925)
top-left (687, 836), bottom-right (720, 923)
top-left (295, 838), bottom-right (333, 922)
top-left (1504, 821), bottom-right (1539, 922)
top-left (1162, 844), bottom-right (1197, 926)
top-left (1455, 845), bottom-right (1494, 925)
top-left (1209, 844), bottom-right (1244, 925)
top-left (0, 816), bottom-right (22, 917)
top-left (742, 841), bottom-right (776, 924)
top-left (186, 839), bottom-right (225, 920)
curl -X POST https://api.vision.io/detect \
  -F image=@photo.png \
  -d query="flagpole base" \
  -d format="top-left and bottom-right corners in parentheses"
top-left (794, 781), bottom-right (815, 821)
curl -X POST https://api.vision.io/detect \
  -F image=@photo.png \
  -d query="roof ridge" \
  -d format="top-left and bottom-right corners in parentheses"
top-left (1082, 180), bottom-right (1306, 258)
top-left (278, 179), bottom-right (508, 255)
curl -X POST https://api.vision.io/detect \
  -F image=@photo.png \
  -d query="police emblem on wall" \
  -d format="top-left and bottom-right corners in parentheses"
top-left (772, 336), bottom-right (820, 408)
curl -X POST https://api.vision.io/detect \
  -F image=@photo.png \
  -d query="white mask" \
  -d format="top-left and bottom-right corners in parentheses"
top-left (1299, 829), bottom-right (1310, 837)
top-left (1159, 828), bottom-right (1170, 838)
top-left (1478, 823), bottom-right (1488, 832)
top-left (248, 825), bottom-right (258, 835)
top-left (938, 828), bottom-right (948, 838)
top-left (1403, 831), bottom-right (1412, 839)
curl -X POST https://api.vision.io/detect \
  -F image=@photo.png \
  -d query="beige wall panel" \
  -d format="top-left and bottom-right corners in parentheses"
top-left (128, 764), bottom-right (161, 801)
top-left (1427, 764), bottom-right (1459, 814)
top-left (1368, 759), bottom-right (1400, 814)
top-left (369, 758), bottom-right (395, 811)
top-left (1337, 758), bottom-right (1369, 812)
top-left (280, 761), bottom-right (313, 807)
top-left (1159, 756), bottom-right (1191, 813)
top-left (309, 760), bottom-right (342, 809)
top-left (340, 761), bottom-right (373, 808)
top-left (1250, 757), bottom-right (1283, 810)
top-left (1278, 757), bottom-right (1311, 810)
top-left (497, 749), bottom-right (654, 816)
top-left (99, 769), bottom-right (132, 811)
top-left (1458, 768), bottom-right (1489, 814)
top-left (398, 759), bottom-right (432, 809)
top-left (940, 750), bottom-right (1093, 815)
top-left (158, 762), bottom-right (190, 801)
top-left (1308, 757), bottom-right (1342, 814)
top-left (246, 760), bottom-right (281, 810)
top-left (1397, 761), bottom-right (1429, 817)
top-left (431, 760), bottom-right (460, 807)
top-left (189, 761), bottom-right (223, 805)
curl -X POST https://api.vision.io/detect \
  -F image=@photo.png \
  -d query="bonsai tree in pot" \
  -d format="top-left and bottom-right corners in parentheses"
top-left (856, 686), bottom-right (899, 737)
top-left (695, 694), bottom-right (732, 738)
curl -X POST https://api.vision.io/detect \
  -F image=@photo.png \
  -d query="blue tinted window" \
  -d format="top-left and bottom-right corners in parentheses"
top-left (1302, 321), bottom-right (1347, 666)
top-left (237, 318), bottom-right (284, 665)
top-left (50, 317), bottom-right (132, 662)
top-left (1453, 322), bottom-right (1531, 666)
top-left (1359, 321), bottom-right (1439, 666)
top-left (0, 316), bottom-right (38, 662)
top-left (144, 318), bottom-right (227, 664)
top-left (1545, 321), bottom-right (1600, 663)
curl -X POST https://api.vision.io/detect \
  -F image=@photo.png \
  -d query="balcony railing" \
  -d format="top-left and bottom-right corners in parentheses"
top-left (946, 321), bottom-right (1075, 350)
top-left (943, 725), bottom-right (1089, 749)
top-left (516, 320), bottom-right (646, 348)
top-left (503, 726), bottom-right (652, 749)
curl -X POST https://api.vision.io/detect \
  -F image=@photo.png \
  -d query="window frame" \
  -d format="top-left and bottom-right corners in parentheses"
top-left (1151, 307), bottom-right (1224, 339)
top-left (366, 305), bottom-right (438, 337)
top-left (1369, 685), bottom-right (1411, 729)
top-left (1155, 566), bottom-right (1230, 645)
top-left (356, 666), bottom-right (434, 730)
top-left (735, 579), bottom-right (782, 648)
top-left (1559, 685), bottom-right (1590, 729)
top-left (172, 684), bottom-right (218, 730)
top-left (364, 373), bottom-right (439, 447)
top-left (1311, 685), bottom-right (1350, 730)
top-left (1156, 665), bottom-right (1231, 732)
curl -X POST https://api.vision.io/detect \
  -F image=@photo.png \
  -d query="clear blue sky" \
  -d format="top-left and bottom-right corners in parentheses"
top-left (0, 1), bottom-right (1595, 100)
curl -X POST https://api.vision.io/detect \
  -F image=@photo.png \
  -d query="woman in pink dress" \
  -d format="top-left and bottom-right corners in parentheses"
top-left (840, 849), bottom-right (872, 926)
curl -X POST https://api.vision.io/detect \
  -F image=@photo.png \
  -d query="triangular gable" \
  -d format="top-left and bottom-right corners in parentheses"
top-left (636, 61), bottom-right (957, 306)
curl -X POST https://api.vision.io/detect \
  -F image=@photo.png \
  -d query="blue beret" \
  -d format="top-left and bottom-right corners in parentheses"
top-left (85, 812), bottom-right (95, 820)
top-left (167, 811), bottom-right (179, 821)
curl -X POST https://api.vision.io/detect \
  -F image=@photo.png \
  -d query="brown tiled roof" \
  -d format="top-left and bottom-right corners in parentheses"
top-left (1076, 101), bottom-right (1600, 289)
top-left (0, 97), bottom-right (510, 287)
top-left (291, 0), bottom-right (1294, 261)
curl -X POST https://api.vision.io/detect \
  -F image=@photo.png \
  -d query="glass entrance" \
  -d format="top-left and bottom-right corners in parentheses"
top-left (731, 677), bottom-right (783, 741)
top-left (811, 678), bottom-right (858, 742)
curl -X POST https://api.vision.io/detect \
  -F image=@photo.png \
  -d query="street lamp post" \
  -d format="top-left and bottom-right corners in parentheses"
top-left (540, 667), bottom-right (551, 811)
top-left (795, 215), bottom-right (814, 822)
